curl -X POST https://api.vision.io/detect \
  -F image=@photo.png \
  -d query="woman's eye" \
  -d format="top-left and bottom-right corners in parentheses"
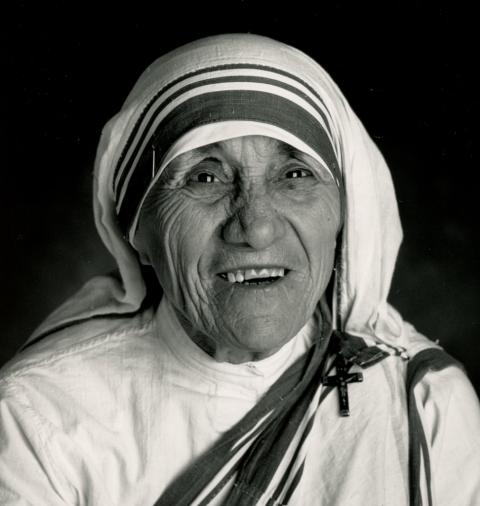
top-left (192, 172), bottom-right (219, 183)
top-left (285, 168), bottom-right (312, 179)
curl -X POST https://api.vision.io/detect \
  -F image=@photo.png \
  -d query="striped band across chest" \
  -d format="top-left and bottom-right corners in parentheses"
top-left (112, 64), bottom-right (342, 235)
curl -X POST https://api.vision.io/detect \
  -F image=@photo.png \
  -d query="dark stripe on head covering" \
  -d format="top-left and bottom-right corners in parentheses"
top-left (117, 89), bottom-right (340, 234)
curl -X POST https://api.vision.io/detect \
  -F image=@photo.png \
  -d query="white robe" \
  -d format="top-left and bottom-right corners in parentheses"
top-left (1, 297), bottom-right (479, 505)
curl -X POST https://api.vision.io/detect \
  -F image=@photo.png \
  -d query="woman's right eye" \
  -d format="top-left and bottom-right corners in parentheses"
top-left (192, 172), bottom-right (219, 183)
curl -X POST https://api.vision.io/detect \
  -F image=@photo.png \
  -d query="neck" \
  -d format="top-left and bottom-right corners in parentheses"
top-left (173, 308), bottom-right (302, 364)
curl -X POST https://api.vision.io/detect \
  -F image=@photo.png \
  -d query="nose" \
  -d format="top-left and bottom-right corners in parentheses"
top-left (222, 194), bottom-right (286, 250)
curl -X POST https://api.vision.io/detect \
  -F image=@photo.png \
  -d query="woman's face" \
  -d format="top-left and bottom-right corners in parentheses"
top-left (136, 136), bottom-right (341, 363)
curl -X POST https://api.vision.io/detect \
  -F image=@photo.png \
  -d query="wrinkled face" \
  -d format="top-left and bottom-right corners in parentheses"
top-left (136, 136), bottom-right (341, 362)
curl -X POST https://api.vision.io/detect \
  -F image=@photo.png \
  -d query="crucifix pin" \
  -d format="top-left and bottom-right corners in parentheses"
top-left (322, 354), bottom-right (363, 417)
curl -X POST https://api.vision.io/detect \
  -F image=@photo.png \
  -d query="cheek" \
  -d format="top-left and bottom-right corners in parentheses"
top-left (142, 193), bottom-right (223, 304)
top-left (282, 186), bottom-right (341, 290)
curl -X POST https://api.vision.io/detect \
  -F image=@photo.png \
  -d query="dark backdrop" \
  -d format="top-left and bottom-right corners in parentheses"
top-left (4, 2), bottom-right (479, 392)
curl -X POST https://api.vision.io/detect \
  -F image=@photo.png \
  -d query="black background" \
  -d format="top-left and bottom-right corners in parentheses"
top-left (3, 2), bottom-right (479, 392)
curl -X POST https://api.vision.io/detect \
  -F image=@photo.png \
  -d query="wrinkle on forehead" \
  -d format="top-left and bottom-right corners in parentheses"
top-left (216, 136), bottom-right (283, 163)
top-left (169, 136), bottom-right (283, 166)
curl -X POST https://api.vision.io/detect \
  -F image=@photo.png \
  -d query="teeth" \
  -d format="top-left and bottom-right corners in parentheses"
top-left (222, 268), bottom-right (286, 283)
top-left (244, 269), bottom-right (258, 280)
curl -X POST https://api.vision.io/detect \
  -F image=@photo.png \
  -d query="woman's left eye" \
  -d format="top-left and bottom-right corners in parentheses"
top-left (285, 168), bottom-right (312, 179)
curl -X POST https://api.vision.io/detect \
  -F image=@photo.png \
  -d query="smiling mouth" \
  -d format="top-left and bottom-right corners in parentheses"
top-left (218, 267), bottom-right (288, 286)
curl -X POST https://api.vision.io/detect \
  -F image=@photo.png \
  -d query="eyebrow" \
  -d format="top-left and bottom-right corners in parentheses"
top-left (158, 148), bottom-right (222, 185)
top-left (171, 145), bottom-right (221, 166)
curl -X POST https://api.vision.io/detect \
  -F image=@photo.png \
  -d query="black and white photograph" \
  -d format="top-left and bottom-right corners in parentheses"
top-left (2, 2), bottom-right (479, 504)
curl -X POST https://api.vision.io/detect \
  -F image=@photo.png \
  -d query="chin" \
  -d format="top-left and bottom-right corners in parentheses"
top-left (226, 314), bottom-right (302, 355)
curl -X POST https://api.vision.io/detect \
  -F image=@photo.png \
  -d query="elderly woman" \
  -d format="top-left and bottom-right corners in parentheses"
top-left (0, 34), bottom-right (479, 505)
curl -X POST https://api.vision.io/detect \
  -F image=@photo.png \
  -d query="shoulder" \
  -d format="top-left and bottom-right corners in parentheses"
top-left (0, 305), bottom-right (171, 503)
top-left (2, 306), bottom-right (155, 372)
top-left (0, 306), bottom-right (170, 472)
top-left (0, 307), bottom-right (164, 414)
top-left (359, 335), bottom-right (480, 503)
top-left (408, 348), bottom-right (480, 503)
top-left (407, 347), bottom-right (479, 417)
top-left (398, 342), bottom-right (480, 442)
top-left (411, 351), bottom-right (480, 439)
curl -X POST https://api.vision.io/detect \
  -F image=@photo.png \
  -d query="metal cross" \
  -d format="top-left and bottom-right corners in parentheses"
top-left (322, 354), bottom-right (363, 417)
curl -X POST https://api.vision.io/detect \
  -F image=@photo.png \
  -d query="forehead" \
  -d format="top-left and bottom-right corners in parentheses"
top-left (171, 135), bottom-right (307, 167)
top-left (215, 136), bottom-right (289, 159)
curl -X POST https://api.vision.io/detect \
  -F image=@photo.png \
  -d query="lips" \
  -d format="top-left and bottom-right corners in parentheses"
top-left (218, 267), bottom-right (288, 285)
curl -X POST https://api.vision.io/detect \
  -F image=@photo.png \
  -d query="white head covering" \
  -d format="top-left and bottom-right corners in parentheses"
top-left (26, 34), bottom-right (429, 353)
